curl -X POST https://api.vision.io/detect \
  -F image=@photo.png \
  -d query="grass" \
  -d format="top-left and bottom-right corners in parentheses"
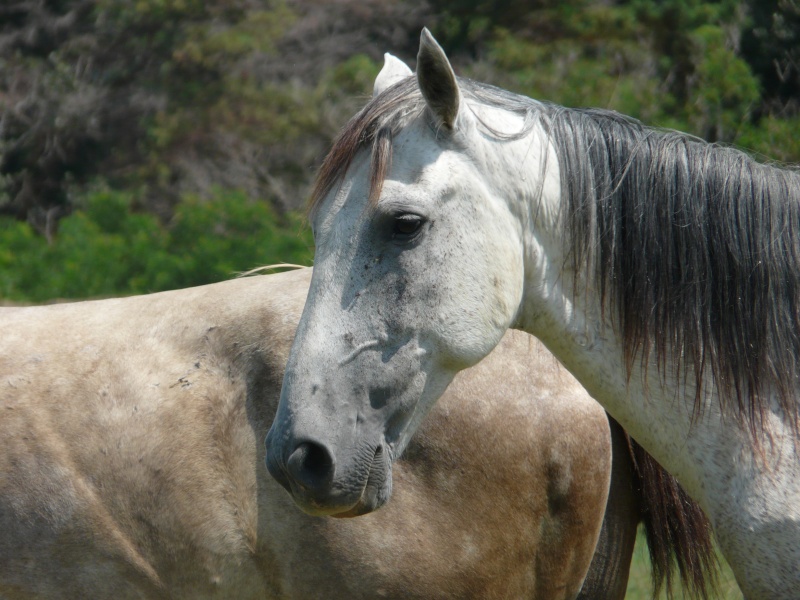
top-left (624, 527), bottom-right (743, 599)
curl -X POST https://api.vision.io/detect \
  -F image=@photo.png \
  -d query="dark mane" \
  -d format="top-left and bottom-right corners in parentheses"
top-left (311, 77), bottom-right (800, 434)
top-left (554, 107), bottom-right (800, 435)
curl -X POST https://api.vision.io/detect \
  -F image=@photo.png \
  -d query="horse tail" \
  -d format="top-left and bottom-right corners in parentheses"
top-left (627, 429), bottom-right (720, 600)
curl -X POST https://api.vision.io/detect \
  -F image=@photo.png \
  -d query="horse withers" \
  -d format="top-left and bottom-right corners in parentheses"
top-left (0, 268), bottom-right (712, 598)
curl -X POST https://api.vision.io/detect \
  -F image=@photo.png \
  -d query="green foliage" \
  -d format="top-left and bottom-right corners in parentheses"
top-left (465, 0), bottom-right (791, 150)
top-left (167, 192), bottom-right (313, 288)
top-left (736, 115), bottom-right (800, 165)
top-left (324, 54), bottom-right (382, 97)
top-left (483, 19), bottom-right (664, 120)
top-left (742, 0), bottom-right (800, 109)
top-left (677, 22), bottom-right (760, 141)
top-left (2, 0), bottom-right (798, 303)
top-left (0, 189), bottom-right (313, 302)
top-left (0, 0), bottom-right (301, 225)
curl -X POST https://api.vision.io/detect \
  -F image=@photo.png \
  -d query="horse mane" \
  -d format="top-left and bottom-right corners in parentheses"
top-left (552, 107), bottom-right (800, 436)
top-left (310, 76), bottom-right (800, 435)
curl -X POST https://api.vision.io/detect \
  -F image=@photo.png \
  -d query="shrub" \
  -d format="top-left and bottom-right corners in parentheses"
top-left (0, 188), bottom-right (313, 302)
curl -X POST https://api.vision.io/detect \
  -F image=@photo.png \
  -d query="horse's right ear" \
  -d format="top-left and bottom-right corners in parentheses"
top-left (416, 28), bottom-right (460, 130)
top-left (373, 53), bottom-right (412, 98)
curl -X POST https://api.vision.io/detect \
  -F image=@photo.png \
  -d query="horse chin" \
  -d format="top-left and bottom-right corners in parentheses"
top-left (330, 497), bottom-right (385, 519)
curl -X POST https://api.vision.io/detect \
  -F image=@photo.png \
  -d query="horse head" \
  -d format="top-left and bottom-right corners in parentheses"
top-left (264, 30), bottom-right (548, 516)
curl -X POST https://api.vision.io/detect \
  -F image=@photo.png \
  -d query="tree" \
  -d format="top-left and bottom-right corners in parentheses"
top-left (0, 0), bottom-right (795, 268)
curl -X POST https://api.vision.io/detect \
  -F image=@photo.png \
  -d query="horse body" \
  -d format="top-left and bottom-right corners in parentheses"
top-left (1, 268), bottom-right (658, 598)
top-left (266, 31), bottom-right (799, 597)
top-left (0, 276), bottom-right (289, 598)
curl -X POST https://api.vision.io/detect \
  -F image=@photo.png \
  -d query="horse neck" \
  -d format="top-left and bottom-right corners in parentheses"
top-left (515, 167), bottom-right (800, 525)
top-left (499, 129), bottom-right (735, 513)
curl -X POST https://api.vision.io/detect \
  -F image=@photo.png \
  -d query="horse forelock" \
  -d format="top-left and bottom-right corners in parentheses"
top-left (308, 78), bottom-right (425, 218)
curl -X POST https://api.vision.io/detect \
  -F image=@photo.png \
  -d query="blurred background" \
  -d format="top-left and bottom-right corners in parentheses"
top-left (0, 0), bottom-right (797, 303)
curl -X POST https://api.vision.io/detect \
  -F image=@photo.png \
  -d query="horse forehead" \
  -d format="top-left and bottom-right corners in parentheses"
top-left (384, 147), bottom-right (476, 203)
top-left (392, 126), bottom-right (448, 168)
top-left (315, 122), bottom-right (481, 237)
top-left (381, 164), bottom-right (450, 201)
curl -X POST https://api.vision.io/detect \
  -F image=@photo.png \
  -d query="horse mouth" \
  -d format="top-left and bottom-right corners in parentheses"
top-left (331, 445), bottom-right (391, 518)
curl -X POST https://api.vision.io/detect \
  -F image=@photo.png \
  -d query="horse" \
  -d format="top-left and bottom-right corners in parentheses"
top-left (265, 30), bottom-right (800, 598)
top-left (0, 268), bottom-right (714, 598)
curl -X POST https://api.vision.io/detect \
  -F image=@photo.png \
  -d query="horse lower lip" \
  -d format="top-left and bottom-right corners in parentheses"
top-left (354, 446), bottom-right (388, 509)
top-left (330, 505), bottom-right (371, 518)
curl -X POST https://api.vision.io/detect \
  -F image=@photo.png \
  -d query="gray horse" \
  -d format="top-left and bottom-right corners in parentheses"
top-left (0, 268), bottom-right (713, 598)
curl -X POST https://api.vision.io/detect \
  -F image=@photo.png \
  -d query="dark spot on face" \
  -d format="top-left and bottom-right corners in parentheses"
top-left (369, 386), bottom-right (392, 410)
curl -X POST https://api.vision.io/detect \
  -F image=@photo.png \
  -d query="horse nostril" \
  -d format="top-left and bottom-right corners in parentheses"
top-left (287, 441), bottom-right (335, 492)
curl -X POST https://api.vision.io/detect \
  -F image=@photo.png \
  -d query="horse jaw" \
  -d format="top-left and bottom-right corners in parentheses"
top-left (266, 72), bottom-right (525, 516)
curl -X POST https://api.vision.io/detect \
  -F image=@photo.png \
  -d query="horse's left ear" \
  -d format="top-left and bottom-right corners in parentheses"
top-left (374, 53), bottom-right (413, 98)
top-left (416, 28), bottom-right (460, 130)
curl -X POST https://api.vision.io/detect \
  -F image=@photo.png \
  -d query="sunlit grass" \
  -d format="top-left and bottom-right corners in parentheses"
top-left (624, 527), bottom-right (743, 599)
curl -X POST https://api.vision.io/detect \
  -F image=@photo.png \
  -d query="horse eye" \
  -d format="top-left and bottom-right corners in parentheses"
top-left (392, 214), bottom-right (424, 238)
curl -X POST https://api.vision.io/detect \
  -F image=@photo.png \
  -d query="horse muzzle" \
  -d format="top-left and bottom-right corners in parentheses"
top-left (265, 430), bottom-right (393, 517)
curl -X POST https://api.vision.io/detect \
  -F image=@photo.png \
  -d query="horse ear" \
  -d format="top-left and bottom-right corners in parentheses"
top-left (416, 28), bottom-right (460, 130)
top-left (373, 53), bottom-right (412, 98)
